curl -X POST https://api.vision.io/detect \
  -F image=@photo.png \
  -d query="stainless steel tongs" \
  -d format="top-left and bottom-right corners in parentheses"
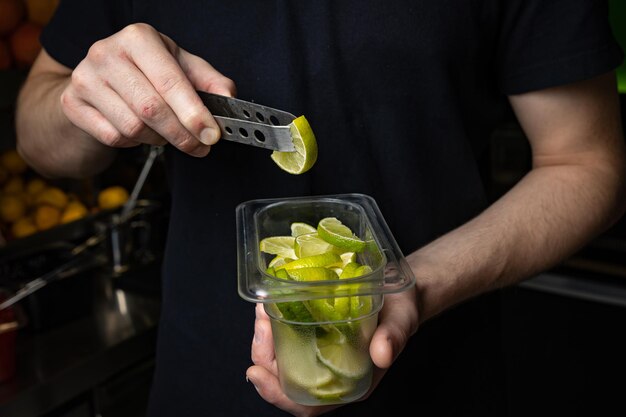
top-left (198, 92), bottom-right (296, 152)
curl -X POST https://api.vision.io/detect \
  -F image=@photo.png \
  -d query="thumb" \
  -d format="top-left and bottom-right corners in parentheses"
top-left (370, 286), bottom-right (419, 369)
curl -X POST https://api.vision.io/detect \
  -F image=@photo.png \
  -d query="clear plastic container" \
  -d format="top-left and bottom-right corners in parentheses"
top-left (236, 193), bottom-right (415, 405)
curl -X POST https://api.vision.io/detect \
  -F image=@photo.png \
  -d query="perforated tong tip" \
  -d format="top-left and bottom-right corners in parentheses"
top-left (198, 92), bottom-right (296, 152)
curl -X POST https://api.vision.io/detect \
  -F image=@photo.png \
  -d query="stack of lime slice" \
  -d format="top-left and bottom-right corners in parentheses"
top-left (260, 217), bottom-right (374, 322)
top-left (261, 217), bottom-right (377, 401)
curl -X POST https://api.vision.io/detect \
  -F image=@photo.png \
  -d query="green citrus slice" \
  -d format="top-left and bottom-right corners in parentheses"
top-left (259, 236), bottom-right (296, 259)
top-left (278, 252), bottom-right (342, 271)
top-left (294, 233), bottom-right (337, 258)
top-left (317, 217), bottom-right (366, 252)
top-left (275, 301), bottom-right (315, 322)
top-left (271, 115), bottom-right (318, 175)
top-left (315, 329), bottom-right (370, 379)
top-left (290, 222), bottom-right (317, 237)
top-left (268, 255), bottom-right (294, 269)
top-left (284, 267), bottom-right (339, 282)
top-left (339, 252), bottom-right (357, 267)
top-left (277, 325), bottom-right (334, 389)
top-left (308, 379), bottom-right (356, 400)
top-left (339, 262), bottom-right (361, 279)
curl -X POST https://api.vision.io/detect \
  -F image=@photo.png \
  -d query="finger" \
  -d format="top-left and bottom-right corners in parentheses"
top-left (370, 287), bottom-right (419, 369)
top-left (251, 304), bottom-right (278, 373)
top-left (125, 27), bottom-right (221, 145)
top-left (105, 61), bottom-right (211, 156)
top-left (246, 365), bottom-right (312, 416)
top-left (175, 47), bottom-right (237, 97)
top-left (80, 84), bottom-right (170, 147)
top-left (246, 365), bottom-right (338, 417)
top-left (61, 91), bottom-right (140, 148)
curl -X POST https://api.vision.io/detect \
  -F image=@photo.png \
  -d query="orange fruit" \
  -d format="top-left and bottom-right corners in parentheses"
top-left (25, 0), bottom-right (58, 26)
top-left (0, 165), bottom-right (9, 185)
top-left (98, 186), bottom-right (129, 210)
top-left (25, 177), bottom-right (47, 196)
top-left (34, 204), bottom-right (61, 230)
top-left (35, 186), bottom-right (68, 209)
top-left (0, 149), bottom-right (28, 174)
top-left (0, 0), bottom-right (25, 35)
top-left (12, 216), bottom-right (37, 238)
top-left (9, 21), bottom-right (42, 68)
top-left (0, 38), bottom-right (12, 70)
top-left (3, 176), bottom-right (24, 194)
top-left (60, 200), bottom-right (88, 224)
top-left (0, 194), bottom-right (26, 223)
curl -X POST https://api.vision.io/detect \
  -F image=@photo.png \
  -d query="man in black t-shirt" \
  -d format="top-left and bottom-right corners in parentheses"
top-left (14, 1), bottom-right (626, 416)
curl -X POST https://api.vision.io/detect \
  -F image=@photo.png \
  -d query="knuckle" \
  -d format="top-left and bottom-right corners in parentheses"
top-left (172, 134), bottom-right (198, 153)
top-left (170, 132), bottom-right (209, 156)
top-left (98, 128), bottom-right (124, 147)
top-left (156, 74), bottom-right (184, 95)
top-left (221, 76), bottom-right (237, 93)
top-left (120, 117), bottom-right (145, 139)
top-left (121, 23), bottom-right (154, 40)
top-left (138, 96), bottom-right (165, 120)
top-left (70, 68), bottom-right (89, 91)
top-left (179, 110), bottom-right (205, 132)
top-left (59, 89), bottom-right (74, 110)
top-left (86, 40), bottom-right (109, 64)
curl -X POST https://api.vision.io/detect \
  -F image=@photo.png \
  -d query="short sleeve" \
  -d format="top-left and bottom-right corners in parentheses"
top-left (40, 0), bottom-right (133, 69)
top-left (497, 0), bottom-right (624, 95)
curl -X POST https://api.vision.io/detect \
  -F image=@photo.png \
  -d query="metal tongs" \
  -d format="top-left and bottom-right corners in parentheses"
top-left (198, 92), bottom-right (297, 152)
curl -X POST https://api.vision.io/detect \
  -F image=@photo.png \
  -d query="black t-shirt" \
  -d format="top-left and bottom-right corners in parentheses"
top-left (41, 1), bottom-right (623, 416)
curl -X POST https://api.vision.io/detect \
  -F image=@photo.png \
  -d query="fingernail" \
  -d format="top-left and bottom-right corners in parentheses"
top-left (246, 375), bottom-right (260, 393)
top-left (200, 127), bottom-right (218, 145)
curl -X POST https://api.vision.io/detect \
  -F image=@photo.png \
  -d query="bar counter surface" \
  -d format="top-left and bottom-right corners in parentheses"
top-left (0, 267), bottom-right (161, 417)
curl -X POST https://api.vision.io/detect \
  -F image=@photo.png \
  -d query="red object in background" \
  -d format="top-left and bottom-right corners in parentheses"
top-left (0, 292), bottom-right (18, 384)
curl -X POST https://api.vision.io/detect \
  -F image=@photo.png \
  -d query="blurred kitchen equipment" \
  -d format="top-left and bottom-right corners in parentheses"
top-left (198, 92), bottom-right (296, 152)
top-left (120, 145), bottom-right (163, 223)
top-left (106, 200), bottom-right (163, 277)
top-left (0, 145), bottom-right (166, 317)
top-left (0, 234), bottom-right (105, 311)
top-left (109, 145), bottom-right (164, 275)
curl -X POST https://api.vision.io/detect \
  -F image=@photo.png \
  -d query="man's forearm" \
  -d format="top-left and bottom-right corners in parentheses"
top-left (16, 71), bottom-right (116, 178)
top-left (408, 159), bottom-right (626, 324)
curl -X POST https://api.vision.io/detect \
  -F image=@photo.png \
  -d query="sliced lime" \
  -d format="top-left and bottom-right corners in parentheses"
top-left (307, 297), bottom-right (341, 322)
top-left (294, 232), bottom-right (337, 258)
top-left (271, 115), bottom-right (318, 175)
top-left (279, 253), bottom-right (342, 271)
top-left (268, 255), bottom-right (294, 269)
top-left (339, 252), bottom-right (357, 267)
top-left (276, 325), bottom-right (334, 388)
top-left (259, 236), bottom-right (296, 259)
top-left (276, 301), bottom-right (315, 322)
top-left (315, 330), bottom-right (370, 379)
top-left (285, 267), bottom-right (339, 282)
top-left (308, 379), bottom-right (356, 400)
top-left (339, 262), bottom-right (361, 279)
top-left (317, 217), bottom-right (366, 252)
top-left (290, 222), bottom-right (317, 237)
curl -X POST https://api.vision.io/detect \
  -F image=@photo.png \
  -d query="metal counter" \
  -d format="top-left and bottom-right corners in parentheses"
top-left (0, 267), bottom-right (161, 417)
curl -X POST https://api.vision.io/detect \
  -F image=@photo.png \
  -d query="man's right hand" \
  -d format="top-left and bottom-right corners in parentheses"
top-left (61, 22), bottom-right (236, 157)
